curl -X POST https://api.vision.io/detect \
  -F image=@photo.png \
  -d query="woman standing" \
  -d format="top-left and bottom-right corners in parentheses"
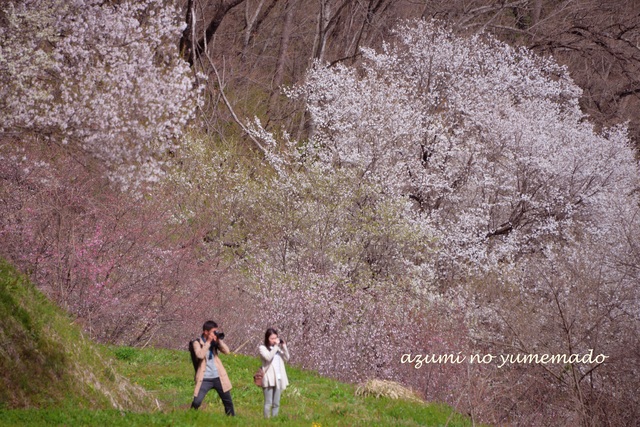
top-left (258, 328), bottom-right (290, 418)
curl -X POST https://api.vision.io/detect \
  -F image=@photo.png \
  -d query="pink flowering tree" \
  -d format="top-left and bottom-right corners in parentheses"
top-left (0, 140), bottom-right (215, 344)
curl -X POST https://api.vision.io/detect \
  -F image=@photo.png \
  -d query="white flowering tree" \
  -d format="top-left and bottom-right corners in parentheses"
top-left (290, 20), bottom-right (640, 424)
top-left (0, 0), bottom-right (198, 187)
top-left (299, 21), bottom-right (639, 277)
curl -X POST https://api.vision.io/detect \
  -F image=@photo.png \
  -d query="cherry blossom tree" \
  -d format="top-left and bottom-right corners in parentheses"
top-left (276, 19), bottom-right (640, 424)
top-left (1, 0), bottom-right (199, 188)
top-left (299, 20), bottom-right (639, 280)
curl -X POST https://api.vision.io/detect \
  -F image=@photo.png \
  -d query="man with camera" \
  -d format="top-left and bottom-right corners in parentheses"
top-left (190, 320), bottom-right (235, 415)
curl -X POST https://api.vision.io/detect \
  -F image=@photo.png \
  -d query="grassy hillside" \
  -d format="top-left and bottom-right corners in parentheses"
top-left (1, 345), bottom-right (472, 426)
top-left (0, 259), bottom-right (152, 411)
top-left (0, 260), bottom-right (472, 426)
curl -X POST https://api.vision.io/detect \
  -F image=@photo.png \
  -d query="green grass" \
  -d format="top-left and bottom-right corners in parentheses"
top-left (0, 260), bottom-right (151, 412)
top-left (0, 260), bottom-right (471, 426)
top-left (0, 346), bottom-right (470, 426)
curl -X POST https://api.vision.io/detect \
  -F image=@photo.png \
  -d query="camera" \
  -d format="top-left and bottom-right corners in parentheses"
top-left (214, 331), bottom-right (225, 340)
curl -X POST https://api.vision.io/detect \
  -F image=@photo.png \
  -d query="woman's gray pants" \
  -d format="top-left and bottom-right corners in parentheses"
top-left (263, 386), bottom-right (282, 418)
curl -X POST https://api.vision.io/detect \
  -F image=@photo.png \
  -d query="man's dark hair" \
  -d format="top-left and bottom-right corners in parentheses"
top-left (203, 320), bottom-right (218, 331)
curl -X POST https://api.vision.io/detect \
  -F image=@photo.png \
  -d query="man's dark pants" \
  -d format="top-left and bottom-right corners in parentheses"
top-left (191, 377), bottom-right (235, 415)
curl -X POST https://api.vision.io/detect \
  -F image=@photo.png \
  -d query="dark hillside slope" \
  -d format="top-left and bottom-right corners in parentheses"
top-left (0, 259), bottom-right (152, 410)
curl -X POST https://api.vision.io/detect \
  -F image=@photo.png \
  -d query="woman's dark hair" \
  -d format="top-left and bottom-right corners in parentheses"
top-left (203, 320), bottom-right (218, 331)
top-left (264, 328), bottom-right (278, 348)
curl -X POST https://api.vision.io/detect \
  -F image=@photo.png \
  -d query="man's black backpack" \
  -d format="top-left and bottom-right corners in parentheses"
top-left (188, 338), bottom-right (202, 373)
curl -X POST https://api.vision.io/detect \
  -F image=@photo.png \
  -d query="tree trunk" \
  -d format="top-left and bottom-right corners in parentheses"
top-left (270, 0), bottom-right (296, 106)
top-left (180, 0), bottom-right (248, 66)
